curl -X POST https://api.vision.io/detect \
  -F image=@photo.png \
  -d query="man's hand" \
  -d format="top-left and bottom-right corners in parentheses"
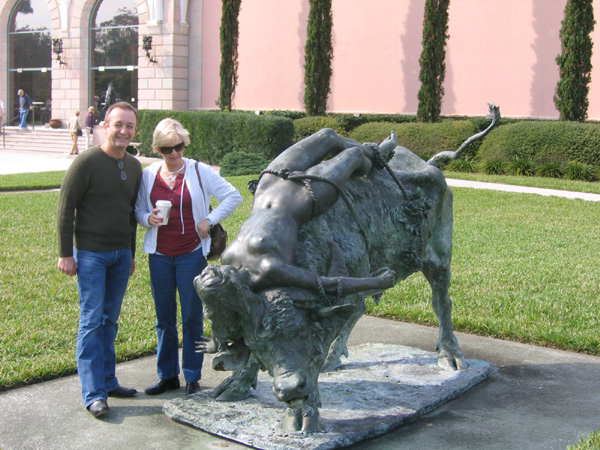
top-left (130, 258), bottom-right (136, 276)
top-left (58, 256), bottom-right (77, 276)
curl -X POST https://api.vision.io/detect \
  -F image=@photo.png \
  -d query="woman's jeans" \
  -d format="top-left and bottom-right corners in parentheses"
top-left (148, 248), bottom-right (206, 383)
top-left (74, 248), bottom-right (132, 407)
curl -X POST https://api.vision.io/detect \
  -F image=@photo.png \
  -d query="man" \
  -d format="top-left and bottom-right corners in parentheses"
top-left (57, 102), bottom-right (142, 418)
top-left (17, 89), bottom-right (33, 128)
top-left (68, 110), bottom-right (81, 155)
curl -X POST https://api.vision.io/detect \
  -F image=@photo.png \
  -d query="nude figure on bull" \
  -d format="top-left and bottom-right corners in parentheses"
top-left (223, 128), bottom-right (398, 296)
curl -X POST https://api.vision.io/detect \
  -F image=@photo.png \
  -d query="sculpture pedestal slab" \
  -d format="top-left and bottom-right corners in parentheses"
top-left (164, 343), bottom-right (496, 450)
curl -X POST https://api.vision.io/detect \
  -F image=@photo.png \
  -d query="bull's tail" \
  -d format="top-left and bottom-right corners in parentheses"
top-left (427, 103), bottom-right (501, 167)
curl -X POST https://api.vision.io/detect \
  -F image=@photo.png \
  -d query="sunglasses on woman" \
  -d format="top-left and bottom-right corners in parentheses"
top-left (159, 143), bottom-right (185, 154)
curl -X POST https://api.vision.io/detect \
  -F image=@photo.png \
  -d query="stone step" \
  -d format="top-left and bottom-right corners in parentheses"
top-left (1, 126), bottom-right (94, 152)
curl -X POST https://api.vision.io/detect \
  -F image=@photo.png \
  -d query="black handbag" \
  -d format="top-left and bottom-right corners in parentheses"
top-left (195, 162), bottom-right (228, 260)
top-left (76, 129), bottom-right (83, 136)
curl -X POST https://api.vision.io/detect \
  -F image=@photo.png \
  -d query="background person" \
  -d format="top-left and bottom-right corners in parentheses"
top-left (135, 118), bottom-right (242, 396)
top-left (85, 106), bottom-right (97, 150)
top-left (68, 110), bottom-right (82, 155)
top-left (17, 89), bottom-right (33, 128)
top-left (57, 102), bottom-right (142, 418)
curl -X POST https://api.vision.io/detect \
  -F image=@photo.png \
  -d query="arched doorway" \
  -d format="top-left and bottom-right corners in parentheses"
top-left (90, 0), bottom-right (138, 120)
top-left (8, 0), bottom-right (52, 125)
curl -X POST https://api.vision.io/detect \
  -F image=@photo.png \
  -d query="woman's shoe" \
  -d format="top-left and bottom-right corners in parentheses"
top-left (186, 382), bottom-right (200, 395)
top-left (144, 377), bottom-right (180, 395)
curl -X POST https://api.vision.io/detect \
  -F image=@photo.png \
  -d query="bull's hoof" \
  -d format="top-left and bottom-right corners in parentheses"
top-left (438, 352), bottom-right (469, 371)
top-left (437, 342), bottom-right (468, 370)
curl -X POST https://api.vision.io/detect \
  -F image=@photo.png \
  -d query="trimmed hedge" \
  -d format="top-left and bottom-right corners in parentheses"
top-left (220, 151), bottom-right (270, 176)
top-left (477, 121), bottom-right (600, 167)
top-left (293, 116), bottom-right (346, 138)
top-left (136, 110), bottom-right (294, 165)
top-left (349, 119), bottom-right (479, 160)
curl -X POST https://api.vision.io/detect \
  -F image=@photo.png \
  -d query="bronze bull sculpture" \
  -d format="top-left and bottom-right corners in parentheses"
top-left (194, 105), bottom-right (500, 433)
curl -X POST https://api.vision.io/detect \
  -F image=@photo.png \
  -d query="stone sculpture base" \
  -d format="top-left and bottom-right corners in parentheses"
top-left (164, 343), bottom-right (496, 450)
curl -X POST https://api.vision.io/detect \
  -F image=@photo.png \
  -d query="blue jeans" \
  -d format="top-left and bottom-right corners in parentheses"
top-left (19, 109), bottom-right (29, 127)
top-left (74, 248), bottom-right (132, 407)
top-left (148, 248), bottom-right (206, 383)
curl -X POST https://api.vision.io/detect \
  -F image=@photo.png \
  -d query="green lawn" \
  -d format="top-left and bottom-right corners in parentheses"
top-left (2, 170), bottom-right (600, 447)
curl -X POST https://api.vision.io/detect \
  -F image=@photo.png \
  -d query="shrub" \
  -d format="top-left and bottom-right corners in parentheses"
top-left (447, 159), bottom-right (475, 173)
top-left (508, 158), bottom-right (536, 177)
top-left (332, 113), bottom-right (416, 134)
top-left (478, 121), bottom-right (600, 168)
top-left (537, 162), bottom-right (564, 178)
top-left (219, 151), bottom-right (270, 176)
top-left (136, 110), bottom-right (294, 164)
top-left (480, 159), bottom-right (506, 175)
top-left (350, 120), bottom-right (478, 161)
top-left (293, 116), bottom-right (345, 138)
top-left (564, 161), bottom-right (597, 181)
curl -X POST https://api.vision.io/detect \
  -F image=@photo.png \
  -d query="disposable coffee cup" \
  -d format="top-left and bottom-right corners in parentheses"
top-left (155, 200), bottom-right (172, 226)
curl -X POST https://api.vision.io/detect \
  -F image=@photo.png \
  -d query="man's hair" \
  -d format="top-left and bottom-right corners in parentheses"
top-left (104, 101), bottom-right (138, 126)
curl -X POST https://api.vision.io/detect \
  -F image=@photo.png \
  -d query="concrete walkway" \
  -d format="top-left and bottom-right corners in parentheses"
top-left (2, 148), bottom-right (600, 449)
top-left (2, 316), bottom-right (600, 450)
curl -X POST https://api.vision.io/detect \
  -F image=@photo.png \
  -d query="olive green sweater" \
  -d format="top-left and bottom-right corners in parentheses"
top-left (57, 147), bottom-right (142, 258)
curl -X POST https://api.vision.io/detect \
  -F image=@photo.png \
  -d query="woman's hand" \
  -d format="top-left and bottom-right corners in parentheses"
top-left (148, 208), bottom-right (164, 227)
top-left (196, 219), bottom-right (210, 239)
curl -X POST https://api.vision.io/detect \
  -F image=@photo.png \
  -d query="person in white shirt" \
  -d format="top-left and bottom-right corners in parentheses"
top-left (135, 118), bottom-right (242, 396)
top-left (68, 111), bottom-right (82, 155)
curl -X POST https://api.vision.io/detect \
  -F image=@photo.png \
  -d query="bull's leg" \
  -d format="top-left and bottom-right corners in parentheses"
top-left (211, 354), bottom-right (260, 401)
top-left (422, 262), bottom-right (467, 370)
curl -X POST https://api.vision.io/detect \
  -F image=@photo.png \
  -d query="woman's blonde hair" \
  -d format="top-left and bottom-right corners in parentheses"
top-left (152, 118), bottom-right (191, 152)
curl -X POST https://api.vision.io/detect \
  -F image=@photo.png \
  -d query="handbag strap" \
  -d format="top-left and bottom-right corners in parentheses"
top-left (194, 162), bottom-right (213, 213)
top-left (194, 162), bottom-right (205, 194)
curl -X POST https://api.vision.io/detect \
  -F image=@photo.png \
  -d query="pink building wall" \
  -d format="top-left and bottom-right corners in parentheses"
top-left (200, 0), bottom-right (600, 120)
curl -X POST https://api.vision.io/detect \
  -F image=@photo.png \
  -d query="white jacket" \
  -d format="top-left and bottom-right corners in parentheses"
top-left (135, 157), bottom-right (243, 256)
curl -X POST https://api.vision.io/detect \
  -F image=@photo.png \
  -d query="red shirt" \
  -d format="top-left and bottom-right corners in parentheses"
top-left (150, 173), bottom-right (200, 256)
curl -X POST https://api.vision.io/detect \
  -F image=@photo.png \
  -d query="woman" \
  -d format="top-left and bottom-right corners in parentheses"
top-left (135, 118), bottom-right (242, 396)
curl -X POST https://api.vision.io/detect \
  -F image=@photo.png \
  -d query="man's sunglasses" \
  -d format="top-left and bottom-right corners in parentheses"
top-left (159, 143), bottom-right (185, 154)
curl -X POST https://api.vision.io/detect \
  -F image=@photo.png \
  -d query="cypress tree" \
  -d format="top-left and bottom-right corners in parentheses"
top-left (218, 0), bottom-right (242, 111)
top-left (304, 0), bottom-right (333, 116)
top-left (417, 0), bottom-right (450, 122)
top-left (554, 0), bottom-right (595, 122)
